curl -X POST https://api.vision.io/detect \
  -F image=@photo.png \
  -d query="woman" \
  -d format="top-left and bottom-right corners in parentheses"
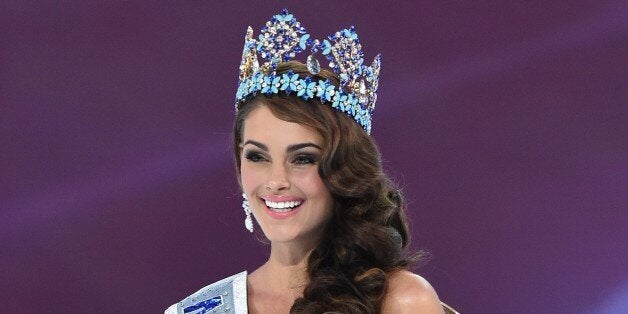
top-left (166, 9), bottom-right (453, 313)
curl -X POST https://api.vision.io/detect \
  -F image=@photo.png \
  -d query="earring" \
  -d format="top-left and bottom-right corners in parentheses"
top-left (242, 193), bottom-right (254, 232)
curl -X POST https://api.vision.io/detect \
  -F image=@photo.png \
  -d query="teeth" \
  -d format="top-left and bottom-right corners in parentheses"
top-left (264, 199), bottom-right (302, 211)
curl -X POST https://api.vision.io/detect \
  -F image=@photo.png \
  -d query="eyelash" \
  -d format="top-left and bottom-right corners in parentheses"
top-left (243, 152), bottom-right (317, 165)
top-left (293, 154), bottom-right (316, 165)
top-left (244, 151), bottom-right (266, 162)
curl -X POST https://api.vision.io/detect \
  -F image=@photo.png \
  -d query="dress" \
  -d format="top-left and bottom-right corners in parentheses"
top-left (165, 271), bottom-right (459, 314)
top-left (165, 271), bottom-right (248, 314)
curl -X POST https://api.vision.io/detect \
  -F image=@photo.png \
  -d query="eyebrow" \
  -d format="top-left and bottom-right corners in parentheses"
top-left (243, 140), bottom-right (322, 153)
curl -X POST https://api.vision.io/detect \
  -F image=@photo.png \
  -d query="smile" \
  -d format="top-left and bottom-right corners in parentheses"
top-left (263, 199), bottom-right (303, 212)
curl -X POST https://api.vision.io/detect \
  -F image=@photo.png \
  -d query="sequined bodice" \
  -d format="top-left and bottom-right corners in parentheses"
top-left (165, 271), bottom-right (248, 314)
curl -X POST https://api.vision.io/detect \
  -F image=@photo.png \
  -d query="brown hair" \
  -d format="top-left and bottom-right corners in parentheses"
top-left (233, 61), bottom-right (419, 313)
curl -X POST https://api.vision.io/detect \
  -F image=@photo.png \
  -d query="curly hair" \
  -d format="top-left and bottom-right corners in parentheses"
top-left (233, 61), bottom-right (421, 313)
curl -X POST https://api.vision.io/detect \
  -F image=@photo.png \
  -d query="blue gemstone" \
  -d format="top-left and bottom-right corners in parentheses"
top-left (299, 34), bottom-right (310, 50)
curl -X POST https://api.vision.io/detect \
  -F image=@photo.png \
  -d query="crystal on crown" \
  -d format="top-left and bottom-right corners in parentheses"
top-left (235, 9), bottom-right (381, 134)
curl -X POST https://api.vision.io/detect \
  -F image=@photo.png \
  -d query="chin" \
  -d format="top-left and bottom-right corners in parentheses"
top-left (260, 227), bottom-right (301, 243)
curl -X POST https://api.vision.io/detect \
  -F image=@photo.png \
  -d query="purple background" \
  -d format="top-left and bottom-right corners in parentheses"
top-left (2, 1), bottom-right (627, 313)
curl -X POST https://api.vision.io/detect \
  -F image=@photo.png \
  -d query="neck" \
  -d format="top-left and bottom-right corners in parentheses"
top-left (249, 228), bottom-right (328, 297)
top-left (263, 240), bottom-right (315, 291)
top-left (247, 241), bottom-right (318, 312)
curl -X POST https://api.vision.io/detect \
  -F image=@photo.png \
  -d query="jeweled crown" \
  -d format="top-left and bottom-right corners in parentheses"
top-left (235, 9), bottom-right (381, 134)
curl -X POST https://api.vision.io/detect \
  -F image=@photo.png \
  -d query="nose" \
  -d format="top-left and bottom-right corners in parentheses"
top-left (266, 163), bottom-right (290, 192)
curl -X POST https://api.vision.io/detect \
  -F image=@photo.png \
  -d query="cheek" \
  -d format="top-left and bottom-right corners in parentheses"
top-left (240, 163), bottom-right (262, 192)
top-left (297, 170), bottom-right (330, 198)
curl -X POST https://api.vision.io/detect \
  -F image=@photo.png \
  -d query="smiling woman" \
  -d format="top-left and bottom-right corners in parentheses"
top-left (239, 105), bottom-right (334, 246)
top-left (165, 9), bottom-right (454, 314)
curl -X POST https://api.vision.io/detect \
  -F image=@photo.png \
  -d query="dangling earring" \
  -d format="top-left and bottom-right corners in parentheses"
top-left (242, 193), bottom-right (254, 232)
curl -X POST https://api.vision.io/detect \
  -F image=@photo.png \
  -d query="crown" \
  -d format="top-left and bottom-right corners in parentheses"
top-left (235, 9), bottom-right (381, 134)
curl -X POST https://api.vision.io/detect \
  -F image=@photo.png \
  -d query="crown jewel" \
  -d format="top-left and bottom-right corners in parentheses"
top-left (235, 9), bottom-right (381, 134)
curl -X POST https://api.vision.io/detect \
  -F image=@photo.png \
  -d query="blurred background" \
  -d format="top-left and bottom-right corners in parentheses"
top-left (1, 1), bottom-right (626, 313)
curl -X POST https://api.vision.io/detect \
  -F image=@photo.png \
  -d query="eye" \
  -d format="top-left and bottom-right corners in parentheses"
top-left (244, 151), bottom-right (267, 162)
top-left (292, 154), bottom-right (317, 165)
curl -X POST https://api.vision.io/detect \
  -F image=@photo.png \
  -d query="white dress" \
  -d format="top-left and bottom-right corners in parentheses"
top-left (165, 271), bottom-right (248, 314)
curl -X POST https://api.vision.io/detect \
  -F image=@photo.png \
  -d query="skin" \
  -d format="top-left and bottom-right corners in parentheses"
top-left (240, 104), bottom-right (443, 313)
top-left (381, 270), bottom-right (445, 314)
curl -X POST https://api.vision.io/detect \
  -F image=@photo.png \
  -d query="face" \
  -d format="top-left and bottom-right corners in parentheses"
top-left (240, 105), bottom-right (333, 246)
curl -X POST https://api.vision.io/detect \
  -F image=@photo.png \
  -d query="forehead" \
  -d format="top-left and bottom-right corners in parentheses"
top-left (242, 105), bottom-right (323, 147)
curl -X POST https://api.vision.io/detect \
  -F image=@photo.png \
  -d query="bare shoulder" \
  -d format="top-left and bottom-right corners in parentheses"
top-left (381, 270), bottom-right (444, 314)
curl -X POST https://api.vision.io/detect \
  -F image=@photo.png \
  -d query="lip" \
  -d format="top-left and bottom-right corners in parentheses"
top-left (260, 196), bottom-right (304, 219)
top-left (261, 195), bottom-right (305, 202)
